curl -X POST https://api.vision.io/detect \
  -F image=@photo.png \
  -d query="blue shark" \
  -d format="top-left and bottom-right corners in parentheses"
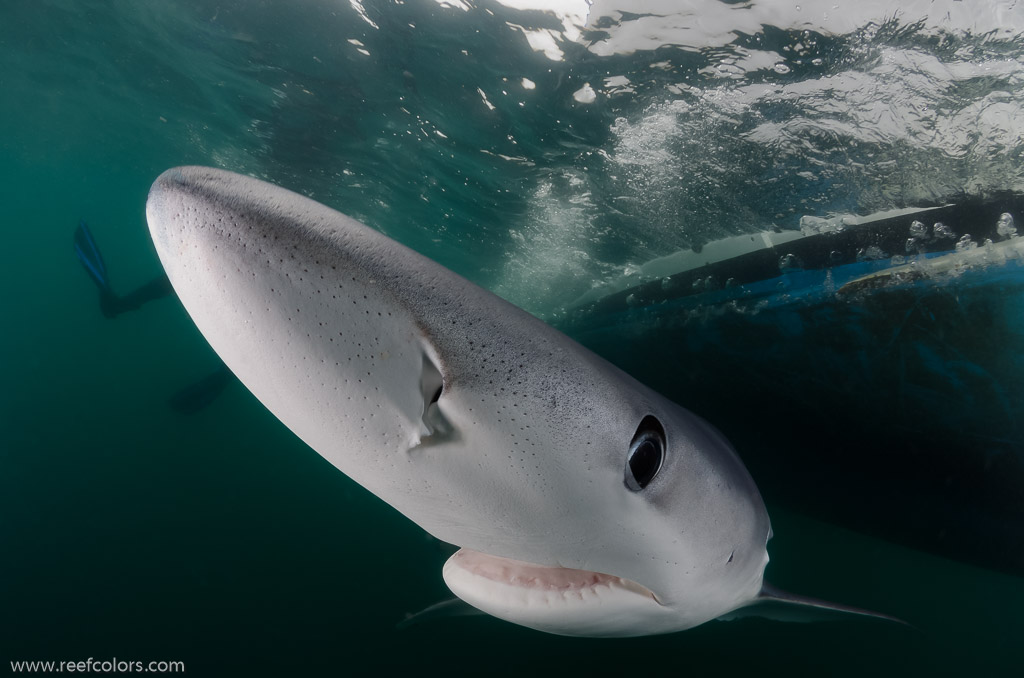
top-left (146, 166), bottom-right (892, 637)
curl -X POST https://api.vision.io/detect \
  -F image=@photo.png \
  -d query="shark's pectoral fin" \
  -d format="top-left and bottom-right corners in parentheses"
top-left (717, 583), bottom-right (909, 626)
top-left (396, 596), bottom-right (484, 630)
top-left (413, 348), bottom-right (457, 449)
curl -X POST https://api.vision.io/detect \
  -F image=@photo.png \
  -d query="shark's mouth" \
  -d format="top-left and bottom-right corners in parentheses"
top-left (446, 549), bottom-right (657, 597)
top-left (442, 548), bottom-right (665, 637)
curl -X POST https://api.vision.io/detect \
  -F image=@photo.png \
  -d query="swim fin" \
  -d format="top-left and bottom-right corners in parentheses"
top-left (73, 220), bottom-right (109, 292)
top-left (74, 219), bottom-right (126, 318)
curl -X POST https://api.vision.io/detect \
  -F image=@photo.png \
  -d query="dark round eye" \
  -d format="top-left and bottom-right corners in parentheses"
top-left (625, 415), bottom-right (665, 491)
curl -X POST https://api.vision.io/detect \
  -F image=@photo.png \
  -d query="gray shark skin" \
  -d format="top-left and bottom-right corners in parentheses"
top-left (146, 166), bottom-right (872, 637)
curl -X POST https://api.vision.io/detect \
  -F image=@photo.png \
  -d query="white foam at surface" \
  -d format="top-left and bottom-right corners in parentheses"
top-left (583, 0), bottom-right (1024, 56)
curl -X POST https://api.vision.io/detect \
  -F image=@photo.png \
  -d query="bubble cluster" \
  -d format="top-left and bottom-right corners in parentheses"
top-left (996, 212), bottom-right (1017, 239)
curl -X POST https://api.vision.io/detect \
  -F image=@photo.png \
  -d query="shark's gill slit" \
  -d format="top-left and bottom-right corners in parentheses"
top-left (416, 349), bottom-right (452, 446)
top-left (420, 350), bottom-right (444, 413)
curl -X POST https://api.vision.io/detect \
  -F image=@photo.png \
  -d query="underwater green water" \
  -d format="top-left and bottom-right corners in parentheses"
top-left (3, 1), bottom-right (1023, 675)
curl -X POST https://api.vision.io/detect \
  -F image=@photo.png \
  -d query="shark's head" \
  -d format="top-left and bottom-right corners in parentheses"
top-left (147, 167), bottom-right (772, 637)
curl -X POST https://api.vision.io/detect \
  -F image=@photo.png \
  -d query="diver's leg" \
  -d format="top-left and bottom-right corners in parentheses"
top-left (74, 220), bottom-right (172, 317)
top-left (115, 274), bottom-right (173, 313)
top-left (168, 363), bottom-right (237, 414)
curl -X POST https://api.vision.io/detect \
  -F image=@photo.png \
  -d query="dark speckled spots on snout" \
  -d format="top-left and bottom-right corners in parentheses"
top-left (161, 167), bottom-right (187, 187)
top-left (150, 167), bottom-right (200, 204)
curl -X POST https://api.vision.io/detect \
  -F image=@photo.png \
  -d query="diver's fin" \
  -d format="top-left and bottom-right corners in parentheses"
top-left (718, 583), bottom-right (909, 626)
top-left (396, 596), bottom-right (483, 630)
top-left (73, 220), bottom-right (109, 291)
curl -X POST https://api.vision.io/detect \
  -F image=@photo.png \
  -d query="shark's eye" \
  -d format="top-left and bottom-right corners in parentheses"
top-left (625, 415), bottom-right (665, 491)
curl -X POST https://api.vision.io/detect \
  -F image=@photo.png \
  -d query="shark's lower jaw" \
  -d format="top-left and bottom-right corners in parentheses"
top-left (442, 549), bottom-right (673, 638)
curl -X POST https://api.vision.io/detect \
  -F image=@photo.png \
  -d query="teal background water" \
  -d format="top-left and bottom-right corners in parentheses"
top-left (3, 1), bottom-right (1023, 675)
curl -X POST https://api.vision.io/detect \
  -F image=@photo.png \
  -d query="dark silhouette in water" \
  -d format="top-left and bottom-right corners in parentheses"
top-left (73, 220), bottom-right (235, 412)
top-left (166, 363), bottom-right (235, 414)
top-left (73, 220), bottom-right (173, 318)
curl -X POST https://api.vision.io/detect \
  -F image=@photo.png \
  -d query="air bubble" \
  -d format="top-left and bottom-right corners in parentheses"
top-left (996, 213), bottom-right (1016, 239)
top-left (857, 246), bottom-right (887, 262)
top-left (778, 253), bottom-right (802, 273)
top-left (956, 234), bottom-right (977, 252)
top-left (906, 220), bottom-right (929, 254)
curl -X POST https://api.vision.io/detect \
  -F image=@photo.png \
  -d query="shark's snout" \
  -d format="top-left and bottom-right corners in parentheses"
top-left (145, 167), bottom-right (212, 254)
top-left (152, 166), bottom-right (188, 192)
top-left (147, 166), bottom-right (202, 218)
